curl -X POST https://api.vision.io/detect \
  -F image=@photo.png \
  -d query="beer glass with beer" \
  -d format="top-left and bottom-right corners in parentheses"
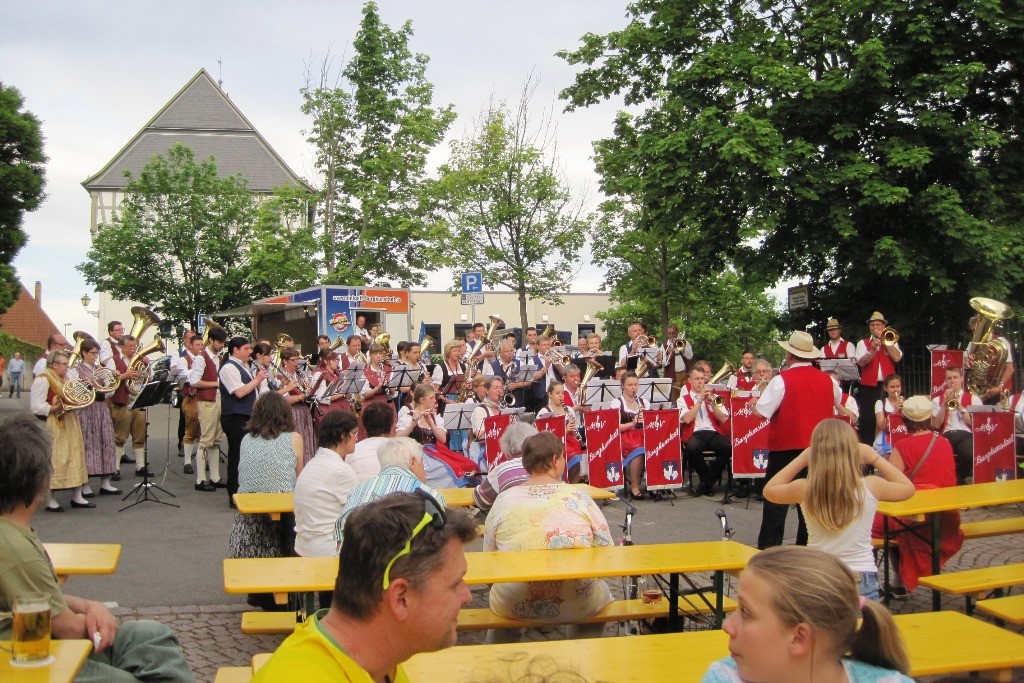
top-left (9, 592), bottom-right (52, 666)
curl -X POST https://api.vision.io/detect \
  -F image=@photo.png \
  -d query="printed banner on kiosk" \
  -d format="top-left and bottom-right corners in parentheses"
top-left (972, 411), bottom-right (1017, 483)
top-left (536, 415), bottom-right (569, 482)
top-left (930, 349), bottom-right (965, 397)
top-left (583, 408), bottom-right (623, 490)
top-left (483, 413), bottom-right (517, 469)
top-left (730, 398), bottom-right (769, 478)
top-left (642, 409), bottom-right (683, 490)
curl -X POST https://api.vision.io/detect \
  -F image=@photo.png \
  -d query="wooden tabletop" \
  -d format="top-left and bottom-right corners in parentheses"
top-left (402, 610), bottom-right (1024, 682)
top-left (223, 541), bottom-right (758, 597)
top-left (0, 640), bottom-right (92, 683)
top-left (43, 544), bottom-right (122, 585)
top-left (233, 483), bottom-right (617, 519)
top-left (877, 478), bottom-right (1024, 518)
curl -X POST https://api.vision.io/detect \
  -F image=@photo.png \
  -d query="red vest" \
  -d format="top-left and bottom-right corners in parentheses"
top-left (768, 365), bottom-right (836, 451)
top-left (859, 337), bottom-right (896, 387)
top-left (564, 386), bottom-right (576, 409)
top-left (824, 339), bottom-right (852, 359)
top-left (195, 349), bottom-right (220, 402)
top-left (110, 351), bottom-right (131, 406)
top-left (679, 392), bottom-right (729, 442)
top-left (734, 373), bottom-right (756, 392)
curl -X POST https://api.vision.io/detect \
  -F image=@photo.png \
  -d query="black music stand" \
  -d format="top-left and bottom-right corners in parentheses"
top-left (335, 370), bottom-right (366, 399)
top-left (388, 363), bottom-right (418, 408)
top-left (442, 402), bottom-right (475, 434)
top-left (638, 378), bottom-right (672, 407)
top-left (440, 373), bottom-right (466, 399)
top-left (577, 354), bottom-right (616, 379)
top-left (585, 379), bottom-right (620, 408)
top-left (121, 380), bottom-right (179, 512)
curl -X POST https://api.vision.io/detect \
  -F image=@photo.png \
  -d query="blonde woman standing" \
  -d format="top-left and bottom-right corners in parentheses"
top-left (763, 418), bottom-right (914, 599)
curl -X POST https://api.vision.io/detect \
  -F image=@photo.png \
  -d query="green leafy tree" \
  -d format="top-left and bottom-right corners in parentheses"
top-left (560, 0), bottom-right (1024, 345)
top-left (77, 144), bottom-right (317, 327)
top-left (301, 1), bottom-right (456, 287)
top-left (429, 80), bottom-right (590, 333)
top-left (0, 82), bottom-right (46, 314)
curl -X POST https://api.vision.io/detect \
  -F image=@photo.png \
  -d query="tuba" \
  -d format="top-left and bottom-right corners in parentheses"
top-left (965, 297), bottom-right (1014, 396)
top-left (541, 323), bottom-right (562, 347)
top-left (42, 368), bottom-right (94, 419)
top-left (200, 315), bottom-right (225, 347)
top-left (127, 336), bottom-right (166, 395)
top-left (129, 306), bottom-right (161, 342)
top-left (708, 360), bottom-right (737, 386)
top-left (419, 334), bottom-right (435, 357)
top-left (374, 332), bottom-right (392, 357)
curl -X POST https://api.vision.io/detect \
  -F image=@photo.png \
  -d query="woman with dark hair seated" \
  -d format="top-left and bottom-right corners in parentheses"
top-left (483, 432), bottom-right (613, 644)
top-left (229, 392), bottom-right (303, 587)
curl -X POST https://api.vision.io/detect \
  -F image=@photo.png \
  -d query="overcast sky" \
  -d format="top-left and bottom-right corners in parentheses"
top-left (2, 1), bottom-right (644, 335)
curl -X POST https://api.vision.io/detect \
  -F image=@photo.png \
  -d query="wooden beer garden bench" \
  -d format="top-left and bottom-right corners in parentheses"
top-left (976, 593), bottom-right (1024, 625)
top-left (43, 543), bottom-right (122, 585)
top-left (917, 562), bottom-right (1024, 615)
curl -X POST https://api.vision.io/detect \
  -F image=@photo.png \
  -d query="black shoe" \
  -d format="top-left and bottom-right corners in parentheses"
top-left (630, 490), bottom-right (647, 501)
top-left (45, 504), bottom-right (65, 513)
top-left (70, 500), bottom-right (96, 509)
top-left (135, 467), bottom-right (153, 477)
top-left (210, 480), bottom-right (227, 489)
top-left (81, 492), bottom-right (95, 499)
top-left (702, 486), bottom-right (717, 498)
top-left (120, 454), bottom-right (136, 464)
top-left (111, 471), bottom-right (121, 481)
top-left (183, 463), bottom-right (194, 475)
top-left (195, 481), bottom-right (216, 492)
top-left (99, 487), bottom-right (122, 495)
top-left (177, 446), bottom-right (184, 457)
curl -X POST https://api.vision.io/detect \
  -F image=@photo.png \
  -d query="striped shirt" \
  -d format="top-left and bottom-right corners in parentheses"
top-left (332, 467), bottom-right (445, 544)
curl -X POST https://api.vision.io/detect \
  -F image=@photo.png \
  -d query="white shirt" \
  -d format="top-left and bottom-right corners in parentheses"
top-left (347, 437), bottom-right (388, 482)
top-left (32, 357), bottom-right (47, 377)
top-left (854, 339), bottom-right (903, 382)
top-left (826, 339), bottom-right (856, 358)
top-left (472, 403), bottom-right (499, 439)
top-left (663, 340), bottom-right (693, 373)
top-left (931, 392), bottom-right (977, 433)
top-left (837, 394), bottom-right (860, 419)
top-left (293, 448), bottom-right (360, 558)
top-left (431, 360), bottom-right (463, 391)
top-left (677, 390), bottom-right (730, 432)
top-left (187, 349), bottom-right (217, 387)
top-left (515, 345), bottom-right (537, 362)
top-left (219, 358), bottom-right (249, 396)
top-left (99, 336), bottom-right (119, 365)
top-left (755, 362), bottom-right (842, 419)
top-left (618, 341), bottom-right (660, 369)
top-left (726, 370), bottom-right (755, 391)
top-left (30, 375), bottom-right (53, 417)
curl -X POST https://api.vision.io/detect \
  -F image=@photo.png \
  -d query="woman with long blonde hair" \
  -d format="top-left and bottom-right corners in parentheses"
top-left (703, 546), bottom-right (912, 683)
top-left (763, 418), bottom-right (913, 599)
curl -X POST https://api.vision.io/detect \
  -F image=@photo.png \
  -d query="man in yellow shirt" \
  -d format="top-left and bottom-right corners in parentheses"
top-left (253, 491), bottom-right (477, 682)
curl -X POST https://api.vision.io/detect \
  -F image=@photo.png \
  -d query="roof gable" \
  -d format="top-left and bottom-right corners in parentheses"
top-left (82, 69), bottom-right (312, 193)
top-left (0, 283), bottom-right (61, 348)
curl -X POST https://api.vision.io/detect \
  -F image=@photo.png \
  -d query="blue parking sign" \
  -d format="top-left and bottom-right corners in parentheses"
top-left (461, 272), bottom-right (483, 293)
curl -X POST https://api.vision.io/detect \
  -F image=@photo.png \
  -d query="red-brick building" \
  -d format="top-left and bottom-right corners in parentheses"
top-left (0, 281), bottom-right (62, 347)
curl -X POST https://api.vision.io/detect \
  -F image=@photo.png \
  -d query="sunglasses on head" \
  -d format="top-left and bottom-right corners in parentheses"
top-left (381, 492), bottom-right (446, 590)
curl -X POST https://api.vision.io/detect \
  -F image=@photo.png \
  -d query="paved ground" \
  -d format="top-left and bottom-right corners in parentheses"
top-left (3, 395), bottom-right (1022, 682)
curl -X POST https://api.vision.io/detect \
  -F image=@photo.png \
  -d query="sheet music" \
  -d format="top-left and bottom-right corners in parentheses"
top-left (442, 402), bottom-right (476, 430)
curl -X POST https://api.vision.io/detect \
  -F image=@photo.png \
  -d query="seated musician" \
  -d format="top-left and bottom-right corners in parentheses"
top-left (525, 336), bottom-right (558, 413)
top-left (872, 374), bottom-right (903, 456)
top-left (397, 384), bottom-right (479, 488)
top-left (662, 324), bottom-right (692, 402)
top-left (930, 366), bottom-right (977, 484)
top-left (431, 339), bottom-right (468, 455)
top-left (828, 369), bottom-right (859, 428)
top-left (470, 374), bottom-right (488, 403)
top-left (561, 363), bottom-right (583, 410)
top-left (751, 358), bottom-right (773, 393)
top-left (966, 313), bottom-right (1016, 404)
top-left (617, 371), bottom-right (647, 499)
top-left (0, 415), bottom-right (194, 681)
top-left (470, 377), bottom-right (506, 470)
top-left (586, 332), bottom-right (603, 355)
top-left (537, 380), bottom-right (585, 483)
top-left (617, 322), bottom-right (659, 378)
top-left (483, 432), bottom-right (613, 644)
top-left (678, 365), bottom-right (731, 497)
top-left (484, 340), bottom-right (529, 408)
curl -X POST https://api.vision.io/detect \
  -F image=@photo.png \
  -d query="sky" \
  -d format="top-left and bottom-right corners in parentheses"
top-left (3, 1), bottom-right (790, 339)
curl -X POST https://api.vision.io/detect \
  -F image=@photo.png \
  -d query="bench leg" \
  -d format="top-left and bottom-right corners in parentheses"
top-left (668, 573), bottom-right (680, 632)
top-left (713, 570), bottom-right (725, 629)
top-left (931, 513), bottom-right (942, 612)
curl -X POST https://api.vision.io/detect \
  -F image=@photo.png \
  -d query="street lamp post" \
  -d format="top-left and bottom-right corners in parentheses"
top-left (81, 293), bottom-right (99, 319)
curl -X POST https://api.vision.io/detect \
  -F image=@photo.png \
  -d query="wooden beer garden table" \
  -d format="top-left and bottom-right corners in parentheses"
top-left (876, 479), bottom-right (1024, 610)
top-left (0, 640), bottom-right (92, 683)
top-left (42, 544), bottom-right (122, 586)
top-left (233, 484), bottom-right (616, 521)
top-left (224, 540), bottom-right (757, 630)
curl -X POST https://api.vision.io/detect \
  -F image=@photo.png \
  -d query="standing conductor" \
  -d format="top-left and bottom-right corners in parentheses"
top-left (750, 331), bottom-right (840, 549)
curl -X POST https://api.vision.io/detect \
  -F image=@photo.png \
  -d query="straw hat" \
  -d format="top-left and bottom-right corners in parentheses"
top-left (901, 396), bottom-right (933, 422)
top-left (776, 331), bottom-right (821, 360)
top-left (825, 318), bottom-right (842, 330)
top-left (866, 311), bottom-right (888, 324)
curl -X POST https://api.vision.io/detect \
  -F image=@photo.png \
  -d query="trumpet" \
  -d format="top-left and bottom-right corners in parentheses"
top-left (877, 327), bottom-right (899, 346)
top-left (946, 397), bottom-right (961, 412)
top-left (672, 336), bottom-right (688, 351)
top-left (632, 334), bottom-right (656, 351)
top-left (543, 348), bottom-right (570, 366)
top-left (707, 392), bottom-right (725, 408)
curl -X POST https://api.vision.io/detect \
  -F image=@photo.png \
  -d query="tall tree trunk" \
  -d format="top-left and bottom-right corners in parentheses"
top-left (659, 241), bottom-right (669, 338)
top-left (518, 284), bottom-right (529, 338)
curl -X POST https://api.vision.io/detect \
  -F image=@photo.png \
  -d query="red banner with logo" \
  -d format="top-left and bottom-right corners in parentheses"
top-left (888, 414), bottom-right (909, 445)
top-left (483, 413), bottom-right (516, 469)
top-left (536, 414), bottom-right (569, 481)
top-left (930, 349), bottom-right (965, 397)
top-left (642, 409), bottom-right (683, 490)
top-left (730, 397), bottom-right (770, 478)
top-left (971, 411), bottom-right (1017, 483)
top-left (583, 408), bottom-right (623, 490)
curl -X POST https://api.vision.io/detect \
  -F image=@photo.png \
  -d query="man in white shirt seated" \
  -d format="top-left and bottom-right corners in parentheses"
top-left (930, 366), bottom-right (978, 484)
top-left (347, 402), bottom-right (396, 482)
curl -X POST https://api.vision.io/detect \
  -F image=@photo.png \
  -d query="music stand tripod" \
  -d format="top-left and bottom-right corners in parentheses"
top-left (121, 380), bottom-right (180, 512)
